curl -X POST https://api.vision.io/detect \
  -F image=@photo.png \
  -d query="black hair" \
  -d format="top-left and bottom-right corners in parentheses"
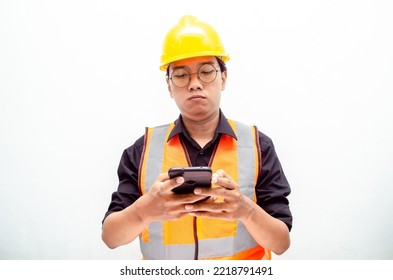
top-left (216, 56), bottom-right (227, 72)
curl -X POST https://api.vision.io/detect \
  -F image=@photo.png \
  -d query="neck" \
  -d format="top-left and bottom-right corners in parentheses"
top-left (182, 111), bottom-right (220, 148)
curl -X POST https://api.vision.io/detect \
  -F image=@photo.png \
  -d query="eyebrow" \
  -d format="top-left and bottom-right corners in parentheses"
top-left (171, 61), bottom-right (215, 71)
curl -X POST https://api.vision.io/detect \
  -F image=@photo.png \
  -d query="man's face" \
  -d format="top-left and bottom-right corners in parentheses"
top-left (166, 56), bottom-right (227, 122)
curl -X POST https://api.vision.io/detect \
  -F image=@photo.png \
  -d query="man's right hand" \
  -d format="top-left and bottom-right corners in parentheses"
top-left (134, 172), bottom-right (210, 224)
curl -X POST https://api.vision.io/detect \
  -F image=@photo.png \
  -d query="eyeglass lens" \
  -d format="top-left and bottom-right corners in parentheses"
top-left (170, 64), bottom-right (218, 87)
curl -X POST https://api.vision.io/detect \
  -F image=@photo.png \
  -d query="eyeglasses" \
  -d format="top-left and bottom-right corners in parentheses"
top-left (169, 64), bottom-right (220, 88)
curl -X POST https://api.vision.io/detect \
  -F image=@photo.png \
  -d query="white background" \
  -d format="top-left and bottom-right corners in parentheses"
top-left (1, 0), bottom-right (392, 260)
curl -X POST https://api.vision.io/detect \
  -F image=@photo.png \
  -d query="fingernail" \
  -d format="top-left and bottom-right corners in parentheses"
top-left (176, 177), bottom-right (184, 184)
top-left (194, 187), bottom-right (202, 194)
top-left (185, 204), bottom-right (193, 210)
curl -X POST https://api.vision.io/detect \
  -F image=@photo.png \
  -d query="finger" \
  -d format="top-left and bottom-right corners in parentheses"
top-left (215, 169), bottom-right (233, 180)
top-left (185, 200), bottom-right (231, 213)
top-left (188, 211), bottom-right (236, 221)
top-left (212, 169), bottom-right (236, 190)
top-left (194, 186), bottom-right (229, 199)
top-left (157, 172), bottom-right (184, 183)
top-left (212, 175), bottom-right (236, 190)
top-left (172, 193), bottom-right (211, 205)
top-left (158, 174), bottom-right (185, 193)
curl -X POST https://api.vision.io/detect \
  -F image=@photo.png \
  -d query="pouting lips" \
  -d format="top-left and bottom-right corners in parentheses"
top-left (188, 95), bottom-right (206, 100)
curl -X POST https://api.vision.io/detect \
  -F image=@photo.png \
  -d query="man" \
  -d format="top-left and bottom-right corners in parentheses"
top-left (102, 15), bottom-right (292, 260)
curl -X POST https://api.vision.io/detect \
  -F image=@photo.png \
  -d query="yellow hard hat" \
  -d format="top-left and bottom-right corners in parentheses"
top-left (160, 15), bottom-right (230, 71)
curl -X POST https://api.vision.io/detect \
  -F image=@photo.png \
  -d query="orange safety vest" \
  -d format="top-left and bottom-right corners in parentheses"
top-left (138, 119), bottom-right (271, 260)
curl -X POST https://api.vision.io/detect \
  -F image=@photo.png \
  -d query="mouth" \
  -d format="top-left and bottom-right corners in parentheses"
top-left (188, 95), bottom-right (206, 100)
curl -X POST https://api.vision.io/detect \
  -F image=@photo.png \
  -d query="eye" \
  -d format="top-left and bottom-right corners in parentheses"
top-left (200, 69), bottom-right (214, 76)
top-left (172, 69), bottom-right (189, 79)
top-left (199, 64), bottom-right (216, 75)
top-left (173, 73), bottom-right (188, 78)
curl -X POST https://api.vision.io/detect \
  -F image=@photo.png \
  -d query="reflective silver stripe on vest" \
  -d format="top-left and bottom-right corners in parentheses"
top-left (140, 121), bottom-right (259, 259)
top-left (236, 120), bottom-right (257, 200)
top-left (141, 124), bottom-right (195, 259)
top-left (144, 124), bottom-right (169, 190)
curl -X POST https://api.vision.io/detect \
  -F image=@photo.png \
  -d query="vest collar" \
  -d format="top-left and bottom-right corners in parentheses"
top-left (167, 110), bottom-right (238, 142)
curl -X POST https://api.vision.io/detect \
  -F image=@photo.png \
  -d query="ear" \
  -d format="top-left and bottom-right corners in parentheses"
top-left (221, 71), bottom-right (227, 91)
top-left (166, 77), bottom-right (173, 98)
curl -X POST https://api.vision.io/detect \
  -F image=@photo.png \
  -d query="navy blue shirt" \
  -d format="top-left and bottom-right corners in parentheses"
top-left (104, 111), bottom-right (292, 231)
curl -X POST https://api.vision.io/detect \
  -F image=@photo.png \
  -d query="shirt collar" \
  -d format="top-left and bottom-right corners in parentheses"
top-left (167, 110), bottom-right (237, 142)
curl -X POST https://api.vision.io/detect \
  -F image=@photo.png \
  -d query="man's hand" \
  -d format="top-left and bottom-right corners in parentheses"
top-left (183, 169), bottom-right (255, 222)
top-left (135, 172), bottom-right (211, 224)
top-left (181, 169), bottom-right (290, 254)
top-left (102, 171), bottom-right (211, 249)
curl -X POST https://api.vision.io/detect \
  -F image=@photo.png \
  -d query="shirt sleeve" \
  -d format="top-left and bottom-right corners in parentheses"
top-left (102, 136), bottom-right (144, 222)
top-left (256, 132), bottom-right (293, 231)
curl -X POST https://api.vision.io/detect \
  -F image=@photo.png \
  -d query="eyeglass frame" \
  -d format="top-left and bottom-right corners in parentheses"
top-left (167, 63), bottom-right (221, 88)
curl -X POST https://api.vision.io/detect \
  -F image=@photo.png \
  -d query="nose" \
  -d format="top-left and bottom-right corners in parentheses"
top-left (188, 73), bottom-right (203, 91)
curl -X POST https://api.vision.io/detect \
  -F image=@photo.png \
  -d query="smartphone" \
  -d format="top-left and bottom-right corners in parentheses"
top-left (168, 166), bottom-right (212, 194)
